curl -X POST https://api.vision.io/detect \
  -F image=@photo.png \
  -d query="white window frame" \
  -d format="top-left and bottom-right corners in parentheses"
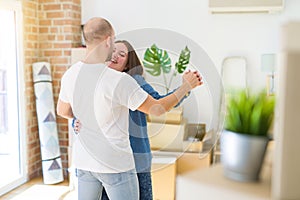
top-left (0, 0), bottom-right (27, 195)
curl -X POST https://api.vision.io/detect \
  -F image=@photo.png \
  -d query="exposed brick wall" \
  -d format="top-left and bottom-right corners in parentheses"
top-left (23, 0), bottom-right (41, 180)
top-left (23, 0), bottom-right (81, 179)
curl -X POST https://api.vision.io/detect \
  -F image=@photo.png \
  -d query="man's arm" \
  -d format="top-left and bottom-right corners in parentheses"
top-left (138, 71), bottom-right (202, 116)
top-left (134, 75), bottom-right (190, 108)
top-left (57, 99), bottom-right (74, 119)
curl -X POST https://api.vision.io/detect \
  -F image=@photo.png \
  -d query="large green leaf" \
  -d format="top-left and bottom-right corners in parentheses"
top-left (249, 99), bottom-right (263, 135)
top-left (225, 97), bottom-right (243, 133)
top-left (175, 46), bottom-right (191, 73)
top-left (143, 44), bottom-right (171, 76)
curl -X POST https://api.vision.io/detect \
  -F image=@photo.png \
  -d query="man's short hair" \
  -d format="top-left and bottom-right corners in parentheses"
top-left (83, 18), bottom-right (113, 45)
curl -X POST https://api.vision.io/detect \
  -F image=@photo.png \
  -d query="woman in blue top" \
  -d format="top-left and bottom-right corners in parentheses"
top-left (74, 40), bottom-right (191, 200)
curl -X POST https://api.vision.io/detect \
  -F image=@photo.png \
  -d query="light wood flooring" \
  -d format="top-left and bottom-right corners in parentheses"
top-left (0, 177), bottom-right (76, 200)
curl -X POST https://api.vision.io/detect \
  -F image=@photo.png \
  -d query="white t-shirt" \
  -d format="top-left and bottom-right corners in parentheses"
top-left (59, 61), bottom-right (148, 173)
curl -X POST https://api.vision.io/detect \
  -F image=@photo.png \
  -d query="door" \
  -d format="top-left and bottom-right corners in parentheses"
top-left (0, 1), bottom-right (26, 196)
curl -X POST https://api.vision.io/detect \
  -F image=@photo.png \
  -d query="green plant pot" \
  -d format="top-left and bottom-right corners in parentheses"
top-left (220, 130), bottom-right (269, 182)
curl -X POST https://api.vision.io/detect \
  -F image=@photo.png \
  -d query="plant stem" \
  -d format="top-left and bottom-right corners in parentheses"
top-left (167, 70), bottom-right (177, 92)
top-left (162, 71), bottom-right (169, 93)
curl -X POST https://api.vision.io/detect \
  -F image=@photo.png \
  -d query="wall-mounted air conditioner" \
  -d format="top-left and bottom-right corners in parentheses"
top-left (209, 0), bottom-right (284, 14)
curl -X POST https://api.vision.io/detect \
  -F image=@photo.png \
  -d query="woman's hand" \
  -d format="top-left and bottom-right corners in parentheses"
top-left (72, 118), bottom-right (82, 134)
top-left (182, 70), bottom-right (203, 90)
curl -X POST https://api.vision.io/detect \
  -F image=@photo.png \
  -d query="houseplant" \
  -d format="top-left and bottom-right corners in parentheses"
top-left (143, 44), bottom-right (191, 93)
top-left (142, 44), bottom-right (191, 124)
top-left (221, 89), bottom-right (275, 182)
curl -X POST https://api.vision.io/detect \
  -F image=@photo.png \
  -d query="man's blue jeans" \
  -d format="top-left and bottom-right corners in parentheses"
top-left (76, 168), bottom-right (139, 200)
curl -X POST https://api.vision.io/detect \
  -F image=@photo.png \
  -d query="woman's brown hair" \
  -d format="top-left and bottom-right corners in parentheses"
top-left (115, 40), bottom-right (144, 76)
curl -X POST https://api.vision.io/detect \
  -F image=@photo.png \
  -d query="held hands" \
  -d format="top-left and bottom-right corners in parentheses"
top-left (182, 70), bottom-right (203, 91)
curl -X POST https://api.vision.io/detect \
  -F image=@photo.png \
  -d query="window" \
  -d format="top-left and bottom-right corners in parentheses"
top-left (0, 1), bottom-right (26, 195)
top-left (0, 69), bottom-right (7, 133)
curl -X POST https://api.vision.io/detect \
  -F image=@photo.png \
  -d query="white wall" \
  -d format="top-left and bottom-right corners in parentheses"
top-left (81, 0), bottom-right (300, 130)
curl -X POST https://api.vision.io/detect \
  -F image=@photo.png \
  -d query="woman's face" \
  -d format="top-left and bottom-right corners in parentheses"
top-left (108, 42), bottom-right (128, 72)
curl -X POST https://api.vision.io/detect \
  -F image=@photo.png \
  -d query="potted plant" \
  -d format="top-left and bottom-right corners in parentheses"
top-left (221, 89), bottom-right (275, 182)
top-left (143, 44), bottom-right (191, 93)
top-left (142, 44), bottom-right (191, 124)
top-left (143, 44), bottom-right (191, 124)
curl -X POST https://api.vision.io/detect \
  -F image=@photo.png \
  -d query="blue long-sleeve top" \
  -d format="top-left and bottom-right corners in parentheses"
top-left (129, 74), bottom-right (187, 173)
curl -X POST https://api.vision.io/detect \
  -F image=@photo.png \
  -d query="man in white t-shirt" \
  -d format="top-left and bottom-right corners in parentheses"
top-left (57, 17), bottom-right (202, 200)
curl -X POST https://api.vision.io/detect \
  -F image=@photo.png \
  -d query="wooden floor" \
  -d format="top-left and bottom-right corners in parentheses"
top-left (0, 177), bottom-right (76, 200)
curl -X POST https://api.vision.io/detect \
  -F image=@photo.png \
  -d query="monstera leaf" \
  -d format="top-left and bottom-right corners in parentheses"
top-left (142, 44), bottom-right (192, 93)
top-left (175, 46), bottom-right (191, 73)
top-left (143, 44), bottom-right (171, 76)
